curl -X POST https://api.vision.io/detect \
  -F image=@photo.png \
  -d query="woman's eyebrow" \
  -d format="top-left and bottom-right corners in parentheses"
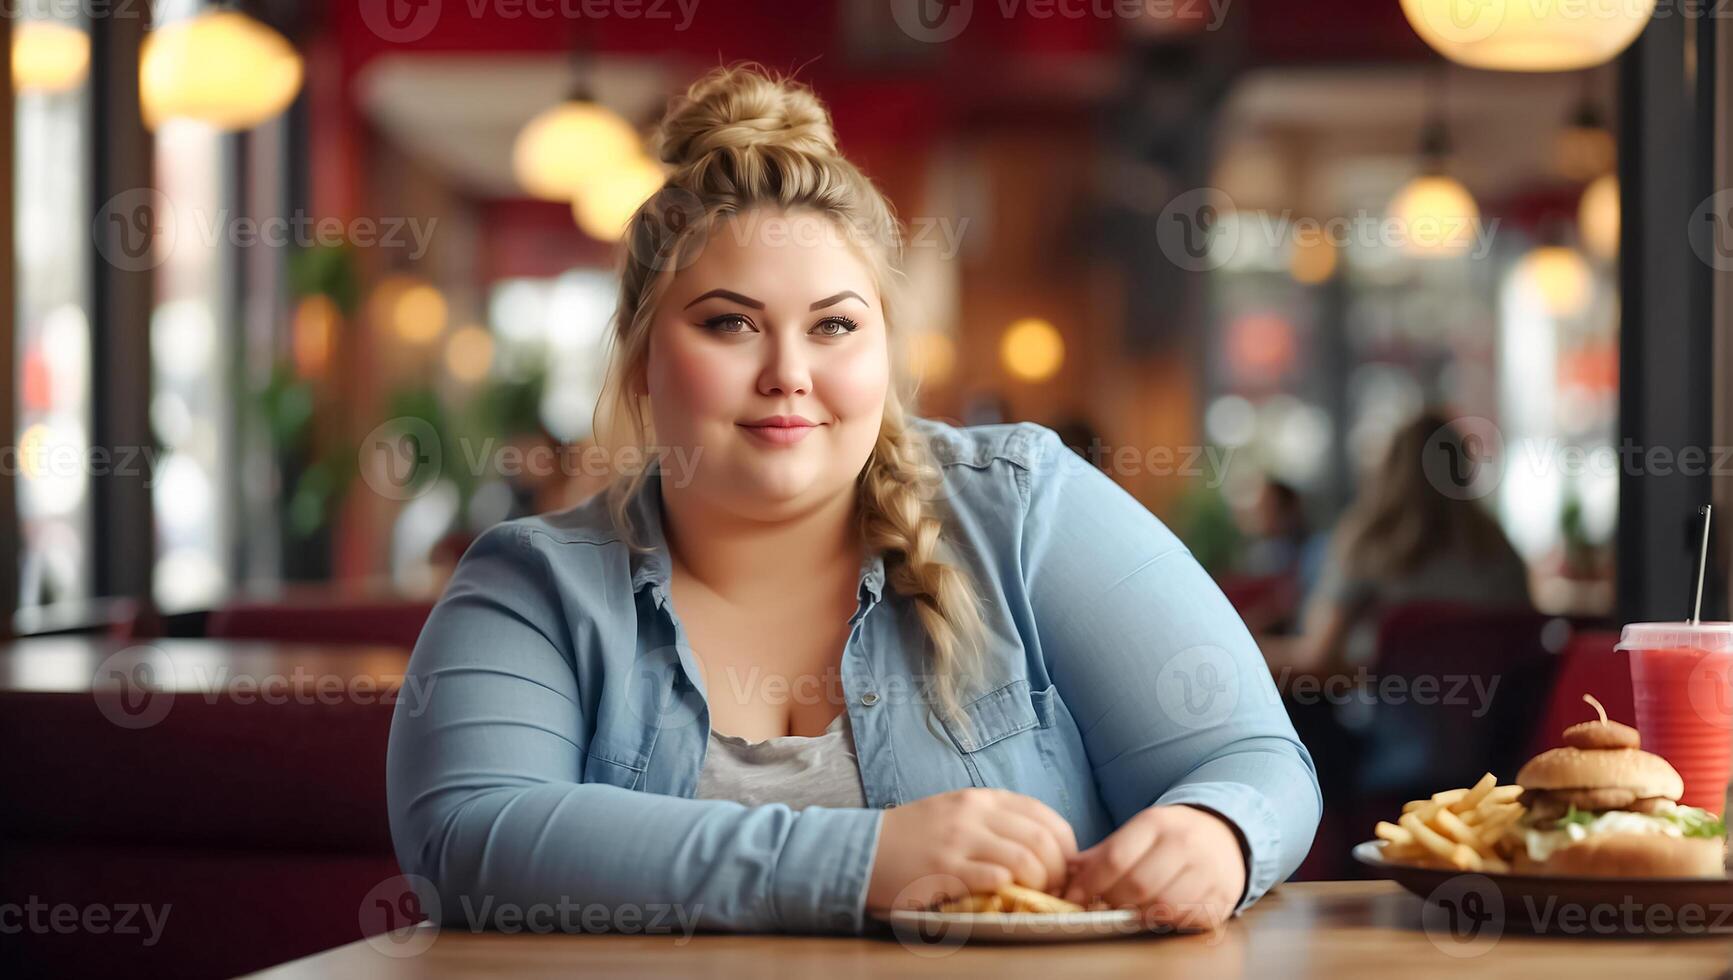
top-left (810, 290), bottom-right (867, 311)
top-left (684, 289), bottom-right (764, 310)
top-left (681, 289), bottom-right (868, 311)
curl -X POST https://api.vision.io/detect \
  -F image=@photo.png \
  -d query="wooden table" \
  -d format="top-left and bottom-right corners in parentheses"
top-left (245, 881), bottom-right (1733, 979)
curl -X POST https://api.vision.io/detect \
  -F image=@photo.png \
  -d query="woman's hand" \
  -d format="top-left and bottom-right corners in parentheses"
top-left (1060, 804), bottom-right (1247, 929)
top-left (864, 788), bottom-right (1078, 911)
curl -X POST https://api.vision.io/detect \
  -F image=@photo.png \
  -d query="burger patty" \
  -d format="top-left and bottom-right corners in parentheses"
top-left (1520, 787), bottom-right (1673, 824)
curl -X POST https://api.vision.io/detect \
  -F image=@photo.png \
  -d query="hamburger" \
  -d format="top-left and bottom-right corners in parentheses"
top-left (1507, 695), bottom-right (1727, 877)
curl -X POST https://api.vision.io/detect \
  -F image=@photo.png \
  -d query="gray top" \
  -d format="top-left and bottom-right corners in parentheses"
top-left (695, 711), bottom-right (868, 810)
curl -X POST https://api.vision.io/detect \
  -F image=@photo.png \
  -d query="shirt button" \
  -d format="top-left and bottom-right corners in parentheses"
top-left (882, 802), bottom-right (898, 809)
top-left (861, 692), bottom-right (880, 706)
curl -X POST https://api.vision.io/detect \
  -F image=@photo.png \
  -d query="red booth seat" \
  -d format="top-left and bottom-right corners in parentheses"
top-left (207, 599), bottom-right (435, 648)
top-left (1, 663), bottom-right (417, 977)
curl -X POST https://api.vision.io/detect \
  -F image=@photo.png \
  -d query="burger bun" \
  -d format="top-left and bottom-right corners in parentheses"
top-left (1516, 747), bottom-right (1685, 800)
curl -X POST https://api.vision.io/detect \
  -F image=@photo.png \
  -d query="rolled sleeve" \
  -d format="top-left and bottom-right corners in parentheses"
top-left (1156, 773), bottom-right (1287, 911)
top-left (1016, 426), bottom-right (1322, 911)
top-left (771, 806), bottom-right (884, 932)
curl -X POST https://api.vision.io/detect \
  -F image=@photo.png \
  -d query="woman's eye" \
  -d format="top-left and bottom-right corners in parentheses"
top-left (813, 317), bottom-right (860, 338)
top-left (704, 314), bottom-right (754, 334)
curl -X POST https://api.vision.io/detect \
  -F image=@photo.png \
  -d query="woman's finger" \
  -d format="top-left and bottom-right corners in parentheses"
top-left (1135, 868), bottom-right (1213, 929)
top-left (950, 860), bottom-right (1015, 899)
top-left (966, 829), bottom-right (1051, 891)
top-left (1105, 841), bottom-right (1188, 910)
top-left (1063, 830), bottom-right (1155, 906)
top-left (995, 791), bottom-right (1080, 859)
top-left (983, 809), bottom-right (1068, 890)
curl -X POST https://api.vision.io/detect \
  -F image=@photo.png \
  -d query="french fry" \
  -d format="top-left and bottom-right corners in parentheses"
top-left (1433, 807), bottom-right (1480, 849)
top-left (1400, 811), bottom-right (1457, 862)
top-left (1430, 788), bottom-right (1469, 808)
top-left (1450, 843), bottom-right (1483, 871)
top-left (933, 883), bottom-right (1086, 915)
top-left (1453, 773), bottom-right (1498, 812)
top-left (1375, 821), bottom-right (1413, 845)
top-left (1377, 774), bottom-right (1528, 872)
top-left (1476, 804), bottom-right (1525, 838)
top-left (935, 894), bottom-right (1000, 913)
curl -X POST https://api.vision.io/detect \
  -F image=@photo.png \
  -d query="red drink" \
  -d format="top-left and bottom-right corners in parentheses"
top-left (1622, 623), bottom-right (1733, 814)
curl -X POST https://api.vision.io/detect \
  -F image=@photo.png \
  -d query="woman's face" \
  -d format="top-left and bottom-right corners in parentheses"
top-left (643, 208), bottom-right (890, 518)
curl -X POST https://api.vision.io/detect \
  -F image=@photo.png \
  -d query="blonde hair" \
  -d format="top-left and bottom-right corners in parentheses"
top-left (592, 63), bottom-right (987, 733)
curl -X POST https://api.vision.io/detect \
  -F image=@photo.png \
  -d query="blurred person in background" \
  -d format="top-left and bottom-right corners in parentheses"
top-left (1229, 477), bottom-right (1325, 634)
top-left (1238, 479), bottom-right (1322, 589)
top-left (1263, 411), bottom-right (1532, 674)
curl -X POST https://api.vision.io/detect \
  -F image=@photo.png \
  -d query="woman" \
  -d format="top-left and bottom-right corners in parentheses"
top-left (1272, 412), bottom-right (1533, 673)
top-left (386, 64), bottom-right (1319, 936)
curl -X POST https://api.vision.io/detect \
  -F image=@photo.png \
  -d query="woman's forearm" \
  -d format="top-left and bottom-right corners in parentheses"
top-left (389, 757), bottom-right (884, 934)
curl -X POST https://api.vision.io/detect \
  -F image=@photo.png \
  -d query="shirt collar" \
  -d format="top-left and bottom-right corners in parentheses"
top-left (623, 457), bottom-right (887, 608)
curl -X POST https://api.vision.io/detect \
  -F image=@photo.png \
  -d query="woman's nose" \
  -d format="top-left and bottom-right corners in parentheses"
top-left (757, 334), bottom-right (812, 397)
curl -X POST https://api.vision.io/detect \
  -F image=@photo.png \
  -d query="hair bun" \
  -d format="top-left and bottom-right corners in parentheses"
top-left (653, 63), bottom-right (838, 169)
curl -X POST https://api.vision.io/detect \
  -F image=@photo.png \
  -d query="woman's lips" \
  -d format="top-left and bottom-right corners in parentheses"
top-left (737, 421), bottom-right (817, 446)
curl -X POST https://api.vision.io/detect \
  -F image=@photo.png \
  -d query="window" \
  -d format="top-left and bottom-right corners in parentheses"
top-left (14, 11), bottom-right (92, 611)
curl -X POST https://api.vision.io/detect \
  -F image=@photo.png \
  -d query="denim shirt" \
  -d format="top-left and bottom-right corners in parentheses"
top-left (387, 419), bottom-right (1321, 934)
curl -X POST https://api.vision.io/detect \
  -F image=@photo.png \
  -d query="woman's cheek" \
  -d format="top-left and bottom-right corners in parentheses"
top-left (819, 339), bottom-right (890, 420)
top-left (654, 336), bottom-right (744, 434)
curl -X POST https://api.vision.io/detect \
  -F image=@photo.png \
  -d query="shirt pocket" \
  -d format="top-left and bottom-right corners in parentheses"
top-left (938, 678), bottom-right (1067, 814)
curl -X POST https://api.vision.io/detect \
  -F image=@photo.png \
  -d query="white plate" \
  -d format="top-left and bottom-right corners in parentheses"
top-left (872, 907), bottom-right (1155, 944)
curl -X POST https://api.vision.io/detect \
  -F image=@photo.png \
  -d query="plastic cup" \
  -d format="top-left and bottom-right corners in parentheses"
top-left (1621, 622), bottom-right (1733, 814)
